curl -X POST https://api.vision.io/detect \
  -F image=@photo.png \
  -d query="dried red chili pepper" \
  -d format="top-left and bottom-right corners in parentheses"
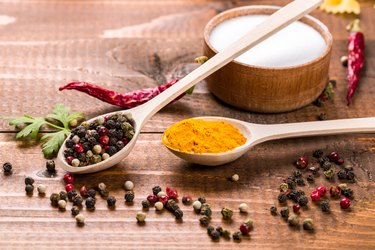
top-left (346, 19), bottom-right (365, 105)
top-left (59, 79), bottom-right (186, 108)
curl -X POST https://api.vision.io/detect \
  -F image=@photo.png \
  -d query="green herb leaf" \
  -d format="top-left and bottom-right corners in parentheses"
top-left (9, 116), bottom-right (46, 139)
top-left (46, 103), bottom-right (84, 129)
top-left (186, 86), bottom-right (195, 95)
top-left (41, 130), bottom-right (70, 157)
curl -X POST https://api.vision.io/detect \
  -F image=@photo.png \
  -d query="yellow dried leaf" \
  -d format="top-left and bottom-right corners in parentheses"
top-left (320, 0), bottom-right (360, 15)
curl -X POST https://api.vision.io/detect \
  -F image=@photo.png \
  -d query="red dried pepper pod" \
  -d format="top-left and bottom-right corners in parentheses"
top-left (346, 19), bottom-right (365, 105)
top-left (59, 79), bottom-right (185, 108)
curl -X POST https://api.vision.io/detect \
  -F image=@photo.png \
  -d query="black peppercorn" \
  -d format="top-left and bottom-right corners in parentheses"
top-left (270, 206), bottom-right (277, 215)
top-left (293, 170), bottom-right (302, 178)
top-left (67, 190), bottom-right (78, 201)
top-left (85, 197), bottom-right (96, 210)
top-left (207, 225), bottom-right (214, 235)
top-left (108, 129), bottom-right (117, 138)
top-left (200, 216), bottom-right (210, 226)
top-left (82, 142), bottom-right (91, 152)
top-left (232, 231), bottom-right (242, 241)
top-left (46, 160), bottom-right (56, 173)
top-left (73, 195), bottom-right (83, 206)
top-left (278, 193), bottom-right (287, 204)
top-left (320, 200), bottom-right (330, 212)
top-left (337, 170), bottom-right (348, 180)
top-left (124, 191), bottom-right (135, 202)
top-left (321, 161), bottom-right (332, 171)
top-left (65, 139), bottom-right (74, 148)
top-left (286, 178), bottom-right (296, 190)
top-left (313, 149), bottom-right (324, 158)
top-left (105, 120), bottom-right (116, 129)
top-left (59, 191), bottom-right (68, 201)
top-left (99, 189), bottom-right (109, 198)
top-left (166, 199), bottom-right (177, 211)
top-left (152, 186), bottom-right (162, 196)
top-left (108, 137), bottom-right (118, 146)
top-left (298, 195), bottom-right (309, 206)
top-left (308, 165), bottom-right (320, 175)
top-left (71, 206), bottom-right (80, 216)
top-left (280, 207), bottom-right (289, 218)
top-left (341, 188), bottom-right (354, 198)
top-left (107, 196), bottom-right (117, 207)
top-left (106, 146), bottom-right (117, 156)
top-left (64, 148), bottom-right (74, 158)
top-left (296, 178), bottom-right (305, 186)
top-left (3, 162), bottom-right (12, 175)
top-left (287, 190), bottom-right (300, 202)
top-left (87, 189), bottom-right (96, 198)
top-left (25, 176), bottom-right (35, 185)
top-left (141, 200), bottom-right (150, 209)
top-left (346, 171), bottom-right (355, 181)
top-left (198, 197), bottom-right (206, 204)
top-left (25, 184), bottom-right (34, 194)
top-left (210, 230), bottom-right (220, 241)
top-left (307, 174), bottom-right (315, 182)
top-left (76, 126), bottom-right (87, 138)
top-left (173, 209), bottom-right (183, 219)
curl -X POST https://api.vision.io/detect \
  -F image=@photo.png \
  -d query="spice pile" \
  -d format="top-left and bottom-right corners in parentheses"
top-left (162, 119), bottom-right (246, 153)
top-left (270, 149), bottom-right (355, 231)
top-left (63, 113), bottom-right (135, 167)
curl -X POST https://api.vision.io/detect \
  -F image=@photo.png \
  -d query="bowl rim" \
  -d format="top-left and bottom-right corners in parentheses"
top-left (203, 5), bottom-right (333, 70)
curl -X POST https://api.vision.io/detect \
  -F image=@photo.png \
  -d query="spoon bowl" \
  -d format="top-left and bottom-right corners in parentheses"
top-left (55, 0), bottom-right (323, 174)
top-left (162, 116), bottom-right (375, 166)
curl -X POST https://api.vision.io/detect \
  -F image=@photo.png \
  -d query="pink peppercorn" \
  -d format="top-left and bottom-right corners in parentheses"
top-left (65, 183), bottom-right (75, 192)
top-left (316, 186), bottom-right (327, 197)
top-left (328, 151), bottom-right (339, 162)
top-left (159, 195), bottom-right (169, 205)
top-left (147, 194), bottom-right (158, 204)
top-left (73, 143), bottom-right (84, 153)
top-left (166, 186), bottom-right (178, 199)
top-left (63, 173), bottom-right (74, 184)
top-left (296, 156), bottom-right (309, 169)
top-left (66, 156), bottom-right (74, 165)
top-left (98, 126), bottom-right (108, 136)
top-left (340, 198), bottom-right (351, 209)
top-left (329, 185), bottom-right (341, 197)
top-left (310, 190), bottom-right (321, 201)
top-left (80, 186), bottom-right (88, 197)
top-left (239, 224), bottom-right (250, 235)
top-left (293, 204), bottom-right (301, 213)
top-left (99, 135), bottom-right (109, 145)
top-left (336, 158), bottom-right (344, 165)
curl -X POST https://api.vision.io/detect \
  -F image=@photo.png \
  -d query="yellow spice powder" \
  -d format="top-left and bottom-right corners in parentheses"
top-left (162, 119), bottom-right (247, 153)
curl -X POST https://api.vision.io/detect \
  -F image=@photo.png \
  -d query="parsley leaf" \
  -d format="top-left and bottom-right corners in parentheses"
top-left (5, 104), bottom-right (84, 158)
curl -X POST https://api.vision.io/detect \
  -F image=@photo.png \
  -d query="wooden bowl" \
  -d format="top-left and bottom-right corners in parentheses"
top-left (203, 6), bottom-right (333, 113)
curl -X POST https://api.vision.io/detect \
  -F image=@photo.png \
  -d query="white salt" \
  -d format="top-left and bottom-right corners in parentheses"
top-left (209, 15), bottom-right (327, 67)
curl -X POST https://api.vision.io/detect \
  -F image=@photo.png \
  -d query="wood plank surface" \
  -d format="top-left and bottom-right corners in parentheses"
top-left (0, 0), bottom-right (374, 249)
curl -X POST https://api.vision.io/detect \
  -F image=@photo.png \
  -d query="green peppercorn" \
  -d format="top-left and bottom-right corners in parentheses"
top-left (25, 184), bottom-right (34, 194)
top-left (232, 231), bottom-right (242, 241)
top-left (50, 193), bottom-right (60, 207)
top-left (72, 195), bottom-right (83, 206)
top-left (25, 177), bottom-right (34, 185)
top-left (244, 218), bottom-right (254, 230)
top-left (222, 230), bottom-right (231, 239)
top-left (107, 196), bottom-right (117, 207)
top-left (280, 207), bottom-right (289, 218)
top-left (200, 203), bottom-right (212, 217)
top-left (341, 187), bottom-right (354, 198)
top-left (279, 183), bottom-right (289, 192)
top-left (141, 200), bottom-right (150, 209)
top-left (71, 206), bottom-right (80, 216)
top-left (303, 218), bottom-right (314, 231)
top-left (124, 190), bottom-right (135, 202)
top-left (221, 207), bottom-right (233, 220)
top-left (59, 191), bottom-right (68, 201)
top-left (270, 206), bottom-right (277, 215)
top-left (287, 215), bottom-right (299, 227)
top-left (199, 216), bottom-right (210, 226)
top-left (85, 197), bottom-right (96, 210)
top-left (324, 169), bottom-right (335, 180)
top-left (321, 200), bottom-right (330, 212)
top-left (173, 209), bottom-right (183, 219)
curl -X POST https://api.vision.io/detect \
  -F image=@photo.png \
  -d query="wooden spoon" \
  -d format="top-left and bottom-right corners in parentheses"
top-left (56, 0), bottom-right (323, 173)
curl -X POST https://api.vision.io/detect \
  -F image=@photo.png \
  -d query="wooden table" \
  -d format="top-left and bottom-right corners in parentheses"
top-left (0, 0), bottom-right (374, 249)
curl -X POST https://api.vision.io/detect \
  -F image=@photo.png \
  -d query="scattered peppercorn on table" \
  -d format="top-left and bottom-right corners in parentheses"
top-left (1, 0), bottom-right (375, 249)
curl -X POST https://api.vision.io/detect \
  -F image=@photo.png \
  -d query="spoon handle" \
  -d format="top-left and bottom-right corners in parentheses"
top-left (249, 117), bottom-right (375, 144)
top-left (135, 0), bottom-right (323, 125)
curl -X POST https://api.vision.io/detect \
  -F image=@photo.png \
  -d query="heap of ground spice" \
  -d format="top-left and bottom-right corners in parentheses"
top-left (162, 119), bottom-right (246, 153)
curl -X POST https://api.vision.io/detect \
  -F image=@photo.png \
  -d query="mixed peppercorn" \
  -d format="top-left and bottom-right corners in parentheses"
top-left (63, 113), bottom-right (135, 167)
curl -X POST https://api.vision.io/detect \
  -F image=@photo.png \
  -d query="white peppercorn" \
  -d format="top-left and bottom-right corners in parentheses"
top-left (72, 135), bottom-right (80, 144)
top-left (193, 200), bottom-right (202, 211)
top-left (102, 153), bottom-right (110, 160)
top-left (93, 145), bottom-right (102, 155)
top-left (75, 214), bottom-right (85, 224)
top-left (58, 200), bottom-right (67, 210)
top-left (71, 159), bottom-right (80, 167)
top-left (136, 211), bottom-right (146, 223)
top-left (157, 191), bottom-right (167, 198)
top-left (239, 203), bottom-right (248, 213)
top-left (124, 180), bottom-right (134, 191)
top-left (231, 174), bottom-right (239, 182)
top-left (37, 184), bottom-right (46, 195)
top-left (155, 201), bottom-right (164, 211)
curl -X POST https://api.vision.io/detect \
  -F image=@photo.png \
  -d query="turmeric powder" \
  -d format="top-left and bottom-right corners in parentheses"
top-left (162, 119), bottom-right (246, 153)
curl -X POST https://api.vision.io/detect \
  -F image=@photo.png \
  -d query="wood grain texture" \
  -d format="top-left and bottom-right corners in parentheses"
top-left (0, 0), bottom-right (374, 249)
